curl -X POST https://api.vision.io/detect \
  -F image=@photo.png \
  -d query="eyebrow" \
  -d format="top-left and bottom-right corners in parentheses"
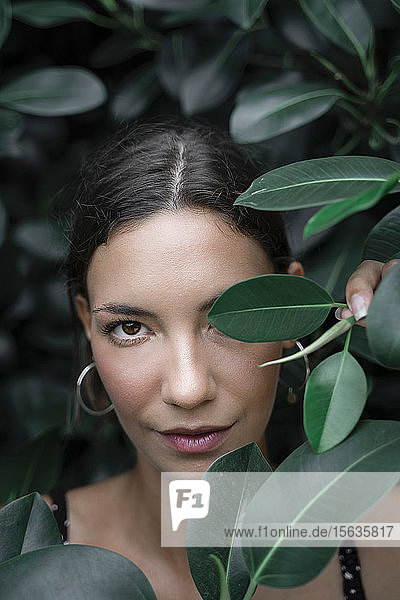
top-left (92, 293), bottom-right (223, 319)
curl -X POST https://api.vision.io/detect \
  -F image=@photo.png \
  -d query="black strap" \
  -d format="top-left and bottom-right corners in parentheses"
top-left (338, 546), bottom-right (366, 599)
top-left (48, 483), bottom-right (68, 543)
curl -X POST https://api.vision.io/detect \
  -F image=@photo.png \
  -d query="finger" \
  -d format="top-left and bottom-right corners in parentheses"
top-left (345, 260), bottom-right (384, 321)
top-left (381, 258), bottom-right (400, 277)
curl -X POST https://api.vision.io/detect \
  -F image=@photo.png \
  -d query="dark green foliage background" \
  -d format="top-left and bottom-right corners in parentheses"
top-left (0, 0), bottom-right (399, 501)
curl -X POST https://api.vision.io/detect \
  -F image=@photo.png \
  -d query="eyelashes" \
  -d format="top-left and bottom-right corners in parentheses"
top-left (99, 320), bottom-right (151, 347)
top-left (98, 319), bottom-right (222, 348)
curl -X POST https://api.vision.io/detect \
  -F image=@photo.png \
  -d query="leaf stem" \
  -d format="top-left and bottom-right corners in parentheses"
top-left (242, 578), bottom-right (258, 600)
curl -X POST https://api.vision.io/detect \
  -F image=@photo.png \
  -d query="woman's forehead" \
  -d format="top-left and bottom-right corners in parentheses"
top-left (86, 209), bottom-right (273, 307)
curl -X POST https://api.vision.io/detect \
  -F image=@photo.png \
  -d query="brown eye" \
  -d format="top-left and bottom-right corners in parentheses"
top-left (121, 322), bottom-right (141, 335)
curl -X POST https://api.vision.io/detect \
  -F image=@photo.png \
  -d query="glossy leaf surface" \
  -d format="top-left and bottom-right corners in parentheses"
top-left (180, 32), bottom-right (249, 115)
top-left (207, 275), bottom-right (334, 342)
top-left (12, 1), bottom-right (96, 27)
top-left (304, 348), bottom-right (367, 453)
top-left (111, 64), bottom-right (160, 121)
top-left (303, 172), bottom-right (400, 238)
top-left (0, 493), bottom-right (62, 563)
top-left (188, 443), bottom-right (271, 600)
top-left (235, 156), bottom-right (400, 210)
top-left (362, 205), bottom-right (400, 262)
top-left (366, 262), bottom-right (400, 369)
top-left (0, 68), bottom-right (107, 116)
top-left (242, 420), bottom-right (400, 588)
top-left (230, 81), bottom-right (343, 143)
top-left (0, 545), bottom-right (157, 599)
top-left (299, 0), bottom-right (371, 57)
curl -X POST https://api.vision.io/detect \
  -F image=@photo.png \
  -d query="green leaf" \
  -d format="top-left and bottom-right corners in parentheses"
top-left (0, 108), bottom-right (25, 158)
top-left (366, 262), bottom-right (400, 369)
top-left (0, 428), bottom-right (62, 504)
top-left (187, 443), bottom-right (271, 600)
top-left (12, 1), bottom-right (96, 28)
top-left (90, 34), bottom-right (146, 69)
top-left (234, 156), bottom-right (400, 211)
top-left (124, 0), bottom-right (207, 10)
top-left (0, 68), bottom-right (107, 116)
top-left (0, 0), bottom-right (11, 49)
top-left (209, 554), bottom-right (231, 600)
top-left (362, 205), bottom-right (400, 262)
top-left (0, 545), bottom-right (157, 599)
top-left (180, 31), bottom-right (249, 115)
top-left (0, 493), bottom-right (62, 563)
top-left (207, 274), bottom-right (335, 342)
top-left (303, 171), bottom-right (400, 239)
top-left (242, 420), bottom-right (400, 588)
top-left (299, 0), bottom-right (371, 58)
top-left (391, 0), bottom-right (400, 14)
top-left (230, 81), bottom-right (343, 143)
top-left (258, 317), bottom-right (355, 367)
top-left (157, 32), bottom-right (195, 98)
top-left (13, 219), bottom-right (67, 261)
top-left (111, 64), bottom-right (160, 121)
top-left (215, 0), bottom-right (268, 29)
top-left (304, 339), bottom-right (368, 453)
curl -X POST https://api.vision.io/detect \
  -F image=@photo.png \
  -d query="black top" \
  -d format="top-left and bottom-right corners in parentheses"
top-left (48, 484), bottom-right (366, 599)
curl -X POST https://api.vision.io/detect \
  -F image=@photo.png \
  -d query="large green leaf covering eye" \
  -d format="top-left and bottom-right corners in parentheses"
top-left (207, 275), bottom-right (335, 342)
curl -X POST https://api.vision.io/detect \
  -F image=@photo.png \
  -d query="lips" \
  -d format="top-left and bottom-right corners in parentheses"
top-left (160, 425), bottom-right (232, 435)
top-left (156, 423), bottom-right (234, 454)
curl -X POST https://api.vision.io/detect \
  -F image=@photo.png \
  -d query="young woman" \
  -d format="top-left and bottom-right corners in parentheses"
top-left (41, 122), bottom-right (399, 599)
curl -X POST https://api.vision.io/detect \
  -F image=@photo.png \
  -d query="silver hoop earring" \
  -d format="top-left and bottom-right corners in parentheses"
top-left (280, 340), bottom-right (311, 404)
top-left (76, 361), bottom-right (115, 416)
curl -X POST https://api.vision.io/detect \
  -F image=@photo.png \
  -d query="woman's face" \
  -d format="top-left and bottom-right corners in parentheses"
top-left (76, 209), bottom-right (302, 473)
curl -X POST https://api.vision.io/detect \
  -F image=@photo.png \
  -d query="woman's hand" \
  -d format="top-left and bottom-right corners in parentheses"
top-left (338, 259), bottom-right (400, 326)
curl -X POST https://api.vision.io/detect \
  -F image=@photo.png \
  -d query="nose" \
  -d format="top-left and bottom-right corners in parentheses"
top-left (161, 336), bottom-right (217, 409)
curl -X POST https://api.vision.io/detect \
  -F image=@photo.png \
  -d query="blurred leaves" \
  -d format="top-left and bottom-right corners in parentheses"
top-left (299, 0), bottom-right (372, 59)
top-left (0, 68), bottom-right (107, 116)
top-left (0, 0), bottom-right (11, 50)
top-left (111, 64), bottom-right (160, 121)
top-left (215, 0), bottom-right (269, 29)
top-left (13, 219), bottom-right (67, 262)
top-left (230, 81), bottom-right (344, 143)
top-left (180, 30), bottom-right (250, 115)
top-left (0, 428), bottom-right (63, 504)
top-left (12, 1), bottom-right (100, 28)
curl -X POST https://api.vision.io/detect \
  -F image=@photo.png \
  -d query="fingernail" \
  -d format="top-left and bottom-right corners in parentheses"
top-left (350, 294), bottom-right (367, 321)
top-left (335, 307), bottom-right (343, 320)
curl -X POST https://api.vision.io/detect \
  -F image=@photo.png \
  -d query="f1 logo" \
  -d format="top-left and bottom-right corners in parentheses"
top-left (169, 480), bottom-right (210, 531)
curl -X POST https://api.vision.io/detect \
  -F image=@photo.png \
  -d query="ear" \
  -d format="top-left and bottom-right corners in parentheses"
top-left (282, 261), bottom-right (305, 350)
top-left (75, 294), bottom-right (92, 341)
